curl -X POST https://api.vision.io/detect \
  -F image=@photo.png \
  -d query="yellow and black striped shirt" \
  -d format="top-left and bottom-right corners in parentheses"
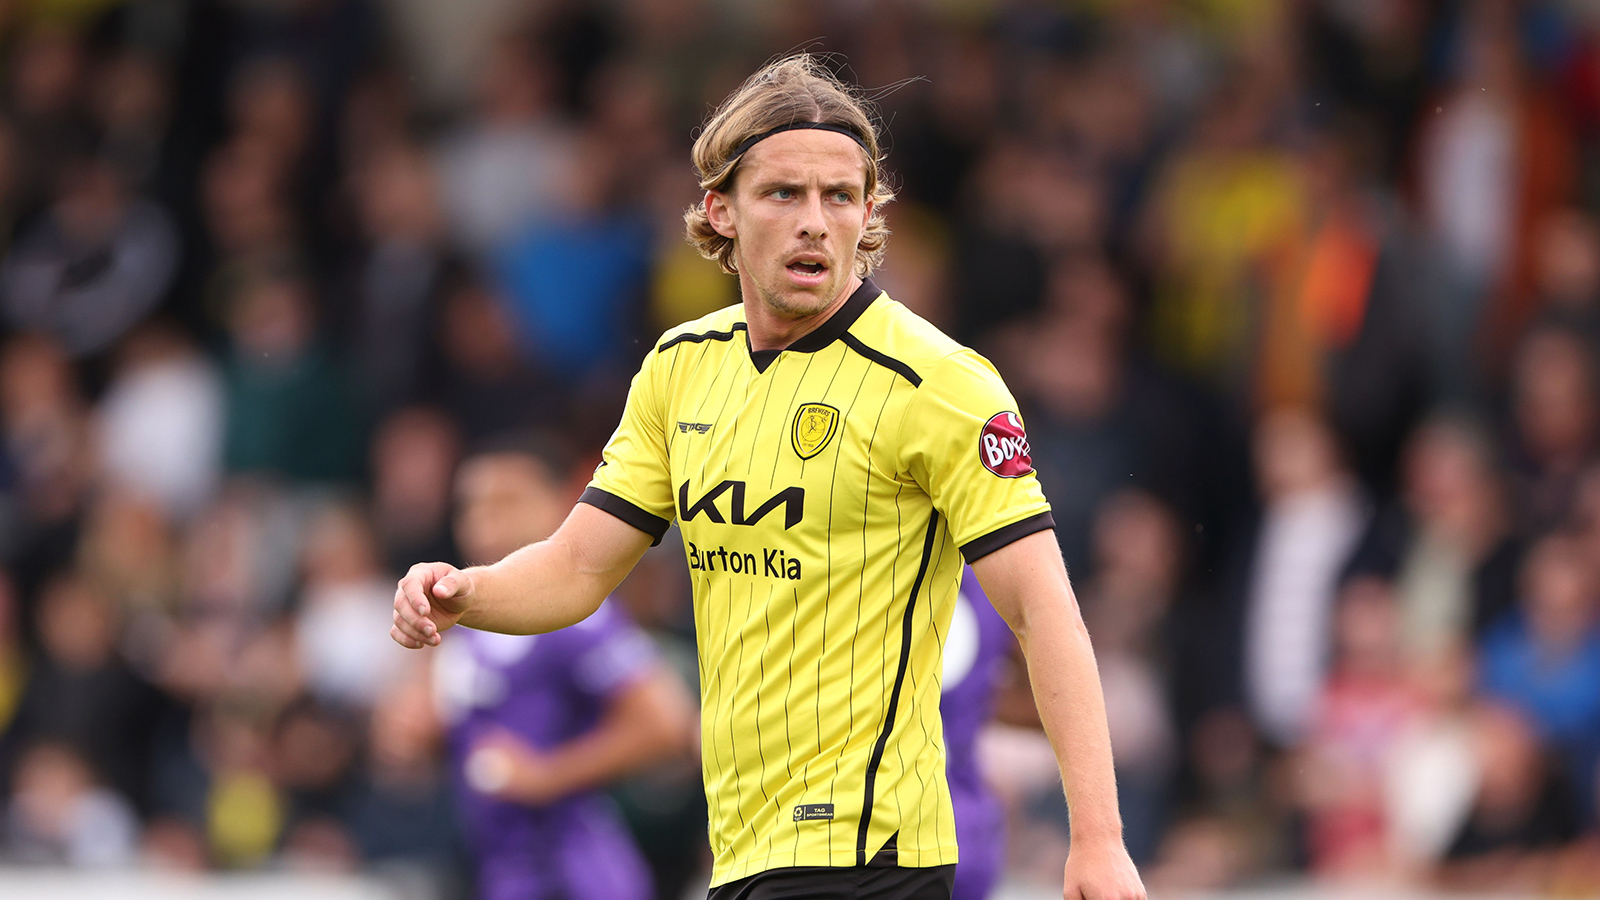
top-left (581, 279), bottom-right (1053, 886)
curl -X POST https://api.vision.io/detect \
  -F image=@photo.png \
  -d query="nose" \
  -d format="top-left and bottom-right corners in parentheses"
top-left (797, 191), bottom-right (827, 240)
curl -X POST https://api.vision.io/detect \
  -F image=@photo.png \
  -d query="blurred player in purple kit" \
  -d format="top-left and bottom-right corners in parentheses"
top-left (433, 436), bottom-right (696, 900)
top-left (942, 566), bottom-right (1028, 900)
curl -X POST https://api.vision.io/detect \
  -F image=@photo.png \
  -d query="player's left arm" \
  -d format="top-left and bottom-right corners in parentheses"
top-left (973, 531), bottom-right (1147, 900)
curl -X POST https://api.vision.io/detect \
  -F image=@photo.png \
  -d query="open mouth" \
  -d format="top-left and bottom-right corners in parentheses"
top-left (786, 260), bottom-right (827, 278)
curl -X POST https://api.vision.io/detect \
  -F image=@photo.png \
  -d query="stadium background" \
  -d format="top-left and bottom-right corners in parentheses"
top-left (0, 0), bottom-right (1597, 897)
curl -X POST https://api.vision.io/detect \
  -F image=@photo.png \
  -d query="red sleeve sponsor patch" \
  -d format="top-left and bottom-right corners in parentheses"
top-left (979, 412), bottom-right (1033, 477)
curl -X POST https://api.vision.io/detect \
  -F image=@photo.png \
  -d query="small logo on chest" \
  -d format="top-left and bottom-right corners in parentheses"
top-left (677, 422), bottom-right (714, 435)
top-left (792, 403), bottom-right (841, 460)
top-left (793, 803), bottom-right (834, 822)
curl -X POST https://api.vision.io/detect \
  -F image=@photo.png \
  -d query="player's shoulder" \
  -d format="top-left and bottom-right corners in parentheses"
top-left (653, 303), bottom-right (747, 354)
top-left (857, 292), bottom-right (1004, 390)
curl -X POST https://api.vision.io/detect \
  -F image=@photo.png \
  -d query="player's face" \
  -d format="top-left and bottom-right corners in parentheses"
top-left (709, 130), bottom-right (874, 318)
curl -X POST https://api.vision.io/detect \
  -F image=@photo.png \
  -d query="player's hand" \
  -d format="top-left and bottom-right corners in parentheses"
top-left (464, 728), bottom-right (563, 805)
top-left (392, 561), bottom-right (473, 648)
top-left (1062, 837), bottom-right (1146, 900)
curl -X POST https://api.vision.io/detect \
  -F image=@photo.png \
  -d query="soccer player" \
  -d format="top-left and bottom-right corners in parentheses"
top-left (393, 55), bottom-right (1146, 900)
top-left (435, 437), bottom-right (695, 900)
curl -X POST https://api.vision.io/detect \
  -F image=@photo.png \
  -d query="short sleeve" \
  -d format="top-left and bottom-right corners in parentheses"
top-left (898, 350), bottom-right (1054, 562)
top-left (564, 602), bottom-right (659, 701)
top-left (581, 346), bottom-right (674, 544)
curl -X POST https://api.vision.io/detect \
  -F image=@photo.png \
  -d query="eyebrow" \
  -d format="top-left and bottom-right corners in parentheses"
top-left (747, 178), bottom-right (864, 195)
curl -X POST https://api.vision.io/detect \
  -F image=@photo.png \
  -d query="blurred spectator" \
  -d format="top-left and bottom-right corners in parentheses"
top-left (271, 698), bottom-right (360, 871)
top-left (1437, 703), bottom-right (1580, 890)
top-left (1144, 75), bottom-right (1305, 395)
top-left (0, 333), bottom-right (92, 537)
top-left (1291, 123), bottom-right (1432, 492)
top-left (293, 501), bottom-right (409, 710)
top-left (1506, 324), bottom-right (1598, 533)
top-left (1080, 490), bottom-right (1183, 863)
top-left (1006, 255), bottom-right (1208, 572)
top-left (94, 324), bottom-right (225, 520)
top-left (1413, 1), bottom-right (1576, 397)
top-left (6, 26), bottom-right (92, 216)
top-left (90, 52), bottom-right (172, 194)
top-left (200, 136), bottom-right (298, 266)
top-left (336, 139), bottom-right (452, 414)
top-left (198, 703), bottom-right (283, 868)
top-left (491, 127), bottom-right (650, 383)
top-left (1529, 208), bottom-right (1600, 331)
top-left (1478, 532), bottom-right (1600, 816)
top-left (1384, 644), bottom-right (1479, 875)
top-left (4, 740), bottom-right (137, 866)
top-left (75, 489), bottom-right (183, 655)
top-left (436, 35), bottom-right (579, 254)
top-left (0, 152), bottom-right (179, 357)
top-left (179, 482), bottom-right (301, 621)
top-left (1348, 413), bottom-right (1521, 657)
top-left (226, 60), bottom-right (314, 195)
top-left (348, 676), bottom-right (461, 879)
top-left (1243, 407), bottom-right (1368, 748)
top-left (426, 272), bottom-right (553, 441)
top-left (1294, 575), bottom-right (1419, 879)
top-left (1145, 707), bottom-right (1282, 892)
top-left (5, 572), bottom-right (169, 812)
top-left (370, 406), bottom-right (461, 574)
top-left (220, 263), bottom-right (365, 483)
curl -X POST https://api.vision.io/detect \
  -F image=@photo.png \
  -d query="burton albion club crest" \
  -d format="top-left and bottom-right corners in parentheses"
top-left (792, 403), bottom-right (841, 460)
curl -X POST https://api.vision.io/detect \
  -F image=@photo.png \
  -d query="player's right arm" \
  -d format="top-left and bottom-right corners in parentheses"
top-left (393, 339), bottom-right (678, 648)
top-left (391, 504), bottom-right (654, 647)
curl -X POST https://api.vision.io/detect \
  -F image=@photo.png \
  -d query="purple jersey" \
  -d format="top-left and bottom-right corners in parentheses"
top-left (435, 601), bottom-right (656, 900)
top-left (941, 567), bottom-right (1014, 900)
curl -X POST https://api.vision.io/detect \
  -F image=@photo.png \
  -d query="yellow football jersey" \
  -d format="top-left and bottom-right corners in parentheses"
top-left (582, 279), bottom-right (1053, 886)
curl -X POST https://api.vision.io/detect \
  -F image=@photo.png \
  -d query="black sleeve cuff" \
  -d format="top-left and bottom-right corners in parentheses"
top-left (579, 487), bottom-right (671, 546)
top-left (959, 511), bottom-right (1056, 563)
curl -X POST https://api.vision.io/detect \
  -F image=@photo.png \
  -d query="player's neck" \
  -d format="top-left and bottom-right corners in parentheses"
top-left (741, 274), bottom-right (863, 352)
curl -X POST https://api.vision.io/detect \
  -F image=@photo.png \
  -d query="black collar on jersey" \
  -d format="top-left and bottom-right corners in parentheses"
top-left (732, 122), bottom-right (870, 161)
top-left (748, 277), bottom-right (881, 372)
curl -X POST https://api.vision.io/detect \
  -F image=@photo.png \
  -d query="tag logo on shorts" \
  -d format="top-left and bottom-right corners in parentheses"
top-left (793, 803), bottom-right (834, 822)
top-left (792, 403), bottom-right (840, 460)
top-left (979, 411), bottom-right (1034, 478)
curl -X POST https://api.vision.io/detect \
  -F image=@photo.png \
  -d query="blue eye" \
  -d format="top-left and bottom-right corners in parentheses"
top-left (773, 189), bottom-right (793, 200)
top-left (833, 192), bottom-right (852, 203)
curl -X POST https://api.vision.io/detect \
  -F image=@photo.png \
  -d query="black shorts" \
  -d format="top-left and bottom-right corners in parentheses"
top-left (707, 865), bottom-right (955, 900)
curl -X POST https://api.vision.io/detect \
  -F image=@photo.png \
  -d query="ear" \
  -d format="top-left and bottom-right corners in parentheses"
top-left (705, 190), bottom-right (737, 240)
top-left (862, 194), bottom-right (874, 230)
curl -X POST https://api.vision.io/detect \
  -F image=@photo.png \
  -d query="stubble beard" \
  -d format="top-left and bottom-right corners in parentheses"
top-left (737, 243), bottom-right (846, 320)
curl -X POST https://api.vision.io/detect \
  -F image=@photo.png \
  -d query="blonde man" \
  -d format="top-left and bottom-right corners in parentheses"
top-left (394, 55), bottom-right (1146, 900)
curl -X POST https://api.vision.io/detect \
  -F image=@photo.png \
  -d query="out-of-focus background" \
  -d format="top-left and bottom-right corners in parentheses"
top-left (0, 0), bottom-right (1597, 898)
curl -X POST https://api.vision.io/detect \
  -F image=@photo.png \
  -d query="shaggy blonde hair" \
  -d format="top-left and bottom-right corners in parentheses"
top-left (684, 55), bottom-right (894, 276)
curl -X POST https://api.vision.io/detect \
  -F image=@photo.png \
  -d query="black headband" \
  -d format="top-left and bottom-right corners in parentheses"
top-left (732, 121), bottom-right (870, 160)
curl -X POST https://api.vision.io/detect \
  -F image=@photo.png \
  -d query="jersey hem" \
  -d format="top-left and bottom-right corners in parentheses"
top-left (708, 845), bottom-right (961, 887)
top-left (578, 487), bottom-right (670, 545)
top-left (959, 510), bottom-right (1055, 562)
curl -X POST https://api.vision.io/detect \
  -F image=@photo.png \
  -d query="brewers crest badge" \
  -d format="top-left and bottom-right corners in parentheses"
top-left (791, 403), bottom-right (840, 460)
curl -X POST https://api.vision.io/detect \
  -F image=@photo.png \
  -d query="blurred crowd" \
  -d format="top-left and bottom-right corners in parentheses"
top-left (0, 0), bottom-right (1599, 897)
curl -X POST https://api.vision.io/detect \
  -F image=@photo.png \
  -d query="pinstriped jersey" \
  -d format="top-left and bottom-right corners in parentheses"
top-left (580, 279), bottom-right (1053, 886)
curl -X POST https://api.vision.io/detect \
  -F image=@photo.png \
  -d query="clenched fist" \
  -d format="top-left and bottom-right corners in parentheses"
top-left (391, 561), bottom-right (475, 648)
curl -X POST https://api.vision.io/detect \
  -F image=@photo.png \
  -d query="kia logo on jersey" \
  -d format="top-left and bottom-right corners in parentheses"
top-left (979, 411), bottom-right (1033, 477)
